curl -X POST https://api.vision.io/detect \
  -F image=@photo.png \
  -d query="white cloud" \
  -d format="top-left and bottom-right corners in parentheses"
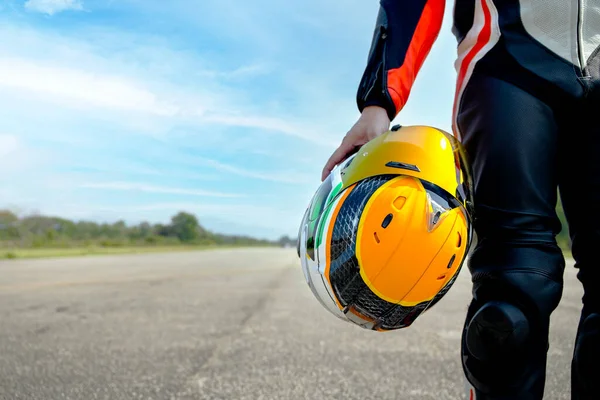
top-left (196, 63), bottom-right (271, 80)
top-left (0, 134), bottom-right (18, 157)
top-left (0, 56), bottom-right (334, 147)
top-left (202, 113), bottom-right (338, 147)
top-left (80, 181), bottom-right (244, 198)
top-left (0, 58), bottom-right (178, 116)
top-left (24, 0), bottom-right (83, 15)
top-left (0, 135), bottom-right (52, 175)
top-left (180, 156), bottom-right (313, 184)
top-left (65, 163), bottom-right (220, 181)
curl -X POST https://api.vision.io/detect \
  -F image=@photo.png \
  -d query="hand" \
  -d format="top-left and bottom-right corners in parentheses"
top-left (321, 106), bottom-right (391, 181)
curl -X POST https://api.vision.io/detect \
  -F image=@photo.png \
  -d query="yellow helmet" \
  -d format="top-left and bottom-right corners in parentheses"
top-left (297, 125), bottom-right (474, 331)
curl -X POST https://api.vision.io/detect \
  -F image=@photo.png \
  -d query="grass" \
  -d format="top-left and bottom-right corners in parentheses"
top-left (0, 244), bottom-right (272, 260)
top-left (1, 244), bottom-right (571, 261)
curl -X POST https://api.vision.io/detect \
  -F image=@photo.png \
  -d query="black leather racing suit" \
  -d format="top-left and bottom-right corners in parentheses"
top-left (356, 1), bottom-right (600, 399)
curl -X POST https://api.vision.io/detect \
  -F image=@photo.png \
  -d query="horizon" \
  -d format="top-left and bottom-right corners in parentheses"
top-left (1, 0), bottom-right (460, 241)
top-left (0, 206), bottom-right (293, 242)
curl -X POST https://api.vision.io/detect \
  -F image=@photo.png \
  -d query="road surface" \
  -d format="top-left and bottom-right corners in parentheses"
top-left (0, 248), bottom-right (583, 399)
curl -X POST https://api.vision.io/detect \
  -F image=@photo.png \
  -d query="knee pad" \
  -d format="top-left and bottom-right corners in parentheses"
top-left (466, 301), bottom-right (530, 362)
top-left (462, 268), bottom-right (563, 395)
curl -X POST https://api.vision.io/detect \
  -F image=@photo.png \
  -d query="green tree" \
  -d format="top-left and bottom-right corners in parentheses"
top-left (277, 235), bottom-right (296, 248)
top-left (556, 196), bottom-right (571, 251)
top-left (0, 210), bottom-right (20, 241)
top-left (139, 222), bottom-right (152, 237)
top-left (0, 210), bottom-right (18, 225)
top-left (170, 212), bottom-right (200, 242)
top-left (154, 223), bottom-right (171, 237)
top-left (0, 209), bottom-right (280, 250)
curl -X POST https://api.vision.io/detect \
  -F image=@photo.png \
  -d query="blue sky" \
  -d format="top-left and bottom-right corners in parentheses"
top-left (0, 0), bottom-right (459, 240)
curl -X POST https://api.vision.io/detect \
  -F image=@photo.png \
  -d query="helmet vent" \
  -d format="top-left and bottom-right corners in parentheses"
top-left (374, 232), bottom-right (381, 244)
top-left (393, 196), bottom-right (406, 211)
top-left (457, 232), bottom-right (462, 248)
top-left (437, 274), bottom-right (447, 281)
top-left (381, 213), bottom-right (393, 228)
top-left (385, 161), bottom-right (420, 172)
top-left (447, 254), bottom-right (456, 269)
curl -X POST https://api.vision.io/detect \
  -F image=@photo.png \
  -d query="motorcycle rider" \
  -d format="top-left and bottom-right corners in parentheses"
top-left (321, 1), bottom-right (600, 399)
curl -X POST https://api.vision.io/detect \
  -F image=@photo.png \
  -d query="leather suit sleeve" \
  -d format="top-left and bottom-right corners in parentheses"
top-left (356, 0), bottom-right (445, 121)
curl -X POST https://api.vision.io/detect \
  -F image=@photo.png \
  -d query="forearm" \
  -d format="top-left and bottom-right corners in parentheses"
top-left (356, 0), bottom-right (446, 121)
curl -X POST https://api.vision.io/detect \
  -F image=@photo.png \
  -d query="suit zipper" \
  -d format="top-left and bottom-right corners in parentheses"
top-left (380, 31), bottom-right (394, 108)
top-left (576, 0), bottom-right (588, 76)
top-left (360, 28), bottom-right (388, 103)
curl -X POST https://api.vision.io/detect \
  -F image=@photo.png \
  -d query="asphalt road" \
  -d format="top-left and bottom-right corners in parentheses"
top-left (0, 248), bottom-right (584, 400)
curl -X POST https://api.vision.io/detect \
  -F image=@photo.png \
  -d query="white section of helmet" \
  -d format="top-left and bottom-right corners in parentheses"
top-left (297, 156), bottom-right (353, 322)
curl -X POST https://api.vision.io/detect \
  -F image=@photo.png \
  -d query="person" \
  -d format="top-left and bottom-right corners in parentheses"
top-left (321, 1), bottom-right (600, 399)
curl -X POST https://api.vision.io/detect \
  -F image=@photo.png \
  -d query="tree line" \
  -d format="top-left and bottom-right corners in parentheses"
top-left (0, 204), bottom-right (572, 252)
top-left (0, 209), bottom-right (297, 249)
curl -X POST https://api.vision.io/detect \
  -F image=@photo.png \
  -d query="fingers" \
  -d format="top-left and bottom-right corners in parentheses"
top-left (320, 106), bottom-right (391, 181)
top-left (321, 138), bottom-right (356, 181)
